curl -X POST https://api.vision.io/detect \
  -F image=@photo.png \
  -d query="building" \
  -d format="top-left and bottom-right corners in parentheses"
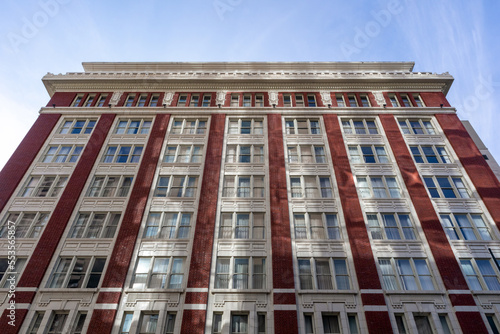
top-left (0, 61), bottom-right (500, 334)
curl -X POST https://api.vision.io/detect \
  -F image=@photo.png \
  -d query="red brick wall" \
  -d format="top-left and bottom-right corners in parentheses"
top-left (274, 310), bottom-right (299, 334)
top-left (0, 114), bottom-right (60, 212)
top-left (46, 92), bottom-right (77, 107)
top-left (420, 92), bottom-right (451, 107)
top-left (436, 114), bottom-right (500, 230)
top-left (181, 310), bottom-right (206, 334)
top-left (364, 312), bottom-right (394, 334)
top-left (87, 309), bottom-right (117, 334)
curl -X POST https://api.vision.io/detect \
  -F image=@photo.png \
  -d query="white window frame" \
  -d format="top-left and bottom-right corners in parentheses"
top-left (138, 312), bottom-right (159, 334)
top-left (163, 144), bottom-right (203, 163)
top-left (177, 94), bottom-right (188, 107)
top-left (102, 145), bottom-right (143, 163)
top-left (115, 119), bottom-right (152, 135)
top-left (72, 95), bottom-right (84, 107)
top-left (165, 312), bottom-right (177, 334)
top-left (298, 258), bottom-right (350, 290)
top-left (170, 118), bottom-right (207, 134)
top-left (295, 94), bottom-right (305, 107)
top-left (219, 212), bottom-right (265, 239)
top-left (366, 212), bottom-right (417, 240)
top-left (287, 145), bottom-right (326, 164)
top-left (124, 94), bottom-right (135, 107)
top-left (348, 145), bottom-right (389, 164)
top-left (215, 257), bottom-right (266, 290)
top-left (19, 175), bottom-right (68, 198)
top-left (86, 175), bottom-right (134, 197)
top-left (190, 94), bottom-right (200, 107)
top-left (293, 212), bottom-right (340, 240)
top-left (47, 311), bottom-right (69, 334)
top-left (227, 118), bottom-right (264, 135)
top-left (136, 94), bottom-right (148, 107)
top-left (230, 93), bottom-right (240, 107)
top-left (143, 212), bottom-right (192, 239)
top-left (398, 119), bottom-right (436, 135)
top-left (460, 258), bottom-right (500, 291)
top-left (347, 94), bottom-right (358, 107)
top-left (400, 94), bottom-right (412, 107)
top-left (255, 94), bottom-right (264, 107)
top-left (410, 145), bottom-right (452, 164)
top-left (0, 257), bottom-right (27, 287)
top-left (222, 175), bottom-right (265, 198)
top-left (0, 212), bottom-right (49, 238)
top-left (388, 94), bottom-right (399, 107)
top-left (412, 94), bottom-right (425, 107)
top-left (130, 256), bottom-right (185, 289)
top-left (423, 176), bottom-right (470, 199)
top-left (285, 118), bottom-right (321, 135)
top-left (154, 175), bottom-right (199, 198)
top-left (378, 258), bottom-right (436, 291)
top-left (68, 212), bottom-right (121, 239)
top-left (42, 145), bottom-right (84, 163)
top-left (83, 94), bottom-right (96, 107)
top-left (71, 312), bottom-right (87, 334)
top-left (27, 311), bottom-right (45, 334)
top-left (306, 94), bottom-right (316, 107)
top-left (96, 94), bottom-right (108, 107)
top-left (231, 313), bottom-right (249, 334)
top-left (440, 213), bottom-right (493, 241)
top-left (341, 118), bottom-right (378, 135)
top-left (359, 94), bottom-right (371, 107)
top-left (226, 144), bottom-right (264, 164)
top-left (290, 175), bottom-right (333, 198)
top-left (243, 94), bottom-right (252, 107)
top-left (202, 94), bottom-right (212, 107)
top-left (46, 256), bottom-right (106, 288)
top-left (283, 94), bottom-right (292, 107)
top-left (322, 314), bottom-right (341, 334)
top-left (335, 94), bottom-right (345, 107)
top-left (59, 119), bottom-right (97, 135)
top-left (356, 175), bottom-right (401, 199)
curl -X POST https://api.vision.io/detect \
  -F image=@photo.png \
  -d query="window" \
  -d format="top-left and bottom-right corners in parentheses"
top-left (348, 145), bottom-right (389, 163)
top-left (255, 94), bottom-right (264, 107)
top-left (287, 145), bottom-right (326, 163)
top-left (47, 257), bottom-right (106, 288)
top-left (307, 94), bottom-right (316, 107)
top-left (0, 257), bottom-right (27, 287)
top-left (131, 257), bottom-right (184, 289)
top-left (0, 212), bottom-right (49, 238)
top-left (215, 257), bottom-right (266, 289)
top-left (342, 118), bottom-right (378, 134)
top-left (47, 312), bottom-right (68, 334)
top-left (164, 145), bottom-right (203, 163)
top-left (304, 314), bottom-right (315, 334)
top-left (137, 94), bottom-right (148, 107)
top-left (232, 314), bottom-right (248, 334)
top-left (144, 212), bottom-right (192, 239)
top-left (438, 315), bottom-right (453, 334)
top-left (154, 176), bottom-right (198, 197)
top-left (138, 312), bottom-right (159, 334)
top-left (228, 118), bottom-right (263, 135)
top-left (388, 94), bottom-right (399, 107)
top-left (124, 94), bottom-right (135, 107)
top-left (440, 213), bottom-right (492, 241)
top-left (120, 313), bottom-right (134, 334)
top-left (222, 175), bottom-right (264, 198)
top-left (283, 94), bottom-right (292, 107)
top-left (335, 94), bottom-right (345, 107)
top-left (367, 213), bottom-right (416, 240)
top-left (202, 94), bottom-right (212, 107)
top-left (86, 175), bottom-right (134, 197)
top-left (322, 314), bottom-right (340, 334)
top-left (460, 258), bottom-right (500, 290)
top-left (398, 119), bottom-right (435, 135)
top-left (59, 119), bottom-right (96, 134)
top-left (213, 313), bottom-right (223, 334)
top-left (165, 312), bottom-right (177, 334)
top-left (68, 212), bottom-right (121, 238)
top-left (226, 145), bottom-right (264, 163)
top-left (72, 95), bottom-right (83, 107)
top-left (295, 94), bottom-right (304, 107)
top-left (243, 94), bottom-right (251, 107)
top-left (360, 94), bottom-right (370, 107)
top-left (348, 315), bottom-right (359, 334)
top-left (190, 94), bottom-right (200, 107)
top-left (290, 176), bottom-right (333, 198)
top-left (115, 119), bottom-right (152, 135)
top-left (487, 315), bottom-right (500, 334)
top-left (149, 94), bottom-right (159, 107)
top-left (96, 94), bottom-right (108, 107)
top-left (84, 94), bottom-right (96, 107)
top-left (356, 176), bottom-right (401, 199)
top-left (42, 145), bottom-right (84, 163)
top-left (423, 176), bottom-right (470, 199)
top-left (347, 95), bottom-right (358, 107)
top-left (413, 94), bottom-right (425, 107)
top-left (171, 118), bottom-right (207, 134)
top-left (219, 212), bottom-right (265, 239)
top-left (231, 94), bottom-right (240, 107)
top-left (410, 145), bottom-right (451, 164)
top-left (28, 311), bottom-right (45, 334)
top-left (71, 312), bottom-right (87, 334)
top-left (178, 94), bottom-right (188, 107)
top-left (293, 213), bottom-right (340, 240)
top-left (395, 314), bottom-right (408, 334)
top-left (378, 258), bottom-right (435, 290)
top-left (298, 258), bottom-right (350, 290)
top-left (19, 175), bottom-right (68, 197)
top-left (400, 94), bottom-right (412, 107)
top-left (102, 145), bottom-right (143, 163)
top-left (257, 313), bottom-right (266, 334)
top-left (285, 118), bottom-right (321, 135)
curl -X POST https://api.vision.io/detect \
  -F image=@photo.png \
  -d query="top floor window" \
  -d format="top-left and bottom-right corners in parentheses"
top-left (59, 119), bottom-right (97, 135)
top-left (230, 94), bottom-right (239, 107)
top-left (388, 94), bottom-right (399, 107)
top-left (190, 94), bottom-right (199, 107)
top-left (307, 94), bottom-right (316, 107)
top-left (171, 118), bottom-right (207, 135)
top-left (125, 94), bottom-right (135, 107)
top-left (342, 119), bottom-right (378, 135)
top-left (243, 94), bottom-right (252, 107)
top-left (347, 95), bottom-right (358, 107)
top-left (149, 94), bottom-right (159, 107)
top-left (228, 118), bottom-right (263, 135)
top-left (84, 94), bottom-right (96, 107)
top-left (285, 119), bottom-right (321, 135)
top-left (295, 94), bottom-right (304, 107)
top-left (72, 95), bottom-right (83, 107)
top-left (336, 94), bottom-right (345, 107)
top-left (283, 94), bottom-right (292, 107)
top-left (255, 94), bottom-right (264, 107)
top-left (413, 94), bottom-right (425, 107)
top-left (400, 94), bottom-right (412, 107)
top-left (177, 94), bottom-right (188, 107)
top-left (399, 119), bottom-right (436, 135)
top-left (202, 95), bottom-right (211, 107)
top-left (96, 94), bottom-right (108, 107)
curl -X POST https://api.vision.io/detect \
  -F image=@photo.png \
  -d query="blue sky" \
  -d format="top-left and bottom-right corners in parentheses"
top-left (0, 0), bottom-right (499, 169)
